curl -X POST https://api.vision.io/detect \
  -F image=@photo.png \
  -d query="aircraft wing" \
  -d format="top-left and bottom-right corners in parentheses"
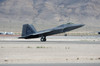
top-left (31, 29), bottom-right (54, 36)
top-left (20, 29), bottom-right (54, 39)
top-left (31, 27), bottom-right (63, 36)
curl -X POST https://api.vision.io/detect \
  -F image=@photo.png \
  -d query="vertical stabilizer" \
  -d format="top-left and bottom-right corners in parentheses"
top-left (22, 24), bottom-right (37, 36)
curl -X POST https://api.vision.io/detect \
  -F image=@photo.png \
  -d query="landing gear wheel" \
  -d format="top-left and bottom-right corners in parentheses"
top-left (40, 36), bottom-right (46, 42)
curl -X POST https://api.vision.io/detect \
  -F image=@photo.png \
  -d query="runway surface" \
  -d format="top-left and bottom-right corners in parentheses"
top-left (0, 63), bottom-right (100, 66)
top-left (0, 36), bottom-right (100, 64)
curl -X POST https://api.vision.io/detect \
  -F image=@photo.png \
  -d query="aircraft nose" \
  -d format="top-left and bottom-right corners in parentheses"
top-left (74, 24), bottom-right (85, 28)
top-left (78, 24), bottom-right (85, 27)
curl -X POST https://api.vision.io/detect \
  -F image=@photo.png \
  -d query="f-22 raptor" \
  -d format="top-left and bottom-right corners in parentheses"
top-left (19, 23), bottom-right (84, 42)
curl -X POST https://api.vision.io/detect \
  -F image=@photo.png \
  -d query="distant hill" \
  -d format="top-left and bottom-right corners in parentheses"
top-left (0, 0), bottom-right (100, 32)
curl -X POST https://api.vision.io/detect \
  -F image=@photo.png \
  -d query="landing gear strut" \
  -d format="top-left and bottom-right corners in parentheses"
top-left (40, 36), bottom-right (46, 42)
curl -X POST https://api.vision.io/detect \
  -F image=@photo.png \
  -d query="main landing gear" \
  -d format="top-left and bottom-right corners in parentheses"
top-left (40, 36), bottom-right (46, 42)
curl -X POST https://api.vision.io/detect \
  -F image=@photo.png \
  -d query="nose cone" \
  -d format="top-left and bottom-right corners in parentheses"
top-left (79, 24), bottom-right (84, 27)
top-left (63, 23), bottom-right (85, 32)
top-left (78, 24), bottom-right (85, 27)
top-left (72, 24), bottom-right (85, 29)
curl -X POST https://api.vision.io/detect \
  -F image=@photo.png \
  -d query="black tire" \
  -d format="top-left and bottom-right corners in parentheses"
top-left (40, 36), bottom-right (46, 42)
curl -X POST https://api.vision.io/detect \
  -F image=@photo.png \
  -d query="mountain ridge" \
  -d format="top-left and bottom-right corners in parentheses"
top-left (0, 0), bottom-right (100, 32)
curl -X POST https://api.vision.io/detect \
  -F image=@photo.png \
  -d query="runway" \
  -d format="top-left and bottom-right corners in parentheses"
top-left (0, 36), bottom-right (100, 64)
top-left (0, 63), bottom-right (100, 66)
top-left (0, 41), bottom-right (100, 45)
top-left (0, 35), bottom-right (100, 44)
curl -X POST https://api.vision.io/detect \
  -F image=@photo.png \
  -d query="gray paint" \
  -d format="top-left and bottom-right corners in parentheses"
top-left (19, 23), bottom-right (84, 41)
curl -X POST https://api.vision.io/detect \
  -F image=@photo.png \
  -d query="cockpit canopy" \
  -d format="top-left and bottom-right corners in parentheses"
top-left (66, 22), bottom-right (74, 24)
top-left (57, 22), bottom-right (74, 27)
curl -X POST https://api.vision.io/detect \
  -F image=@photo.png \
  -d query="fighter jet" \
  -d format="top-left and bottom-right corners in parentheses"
top-left (19, 23), bottom-right (84, 42)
